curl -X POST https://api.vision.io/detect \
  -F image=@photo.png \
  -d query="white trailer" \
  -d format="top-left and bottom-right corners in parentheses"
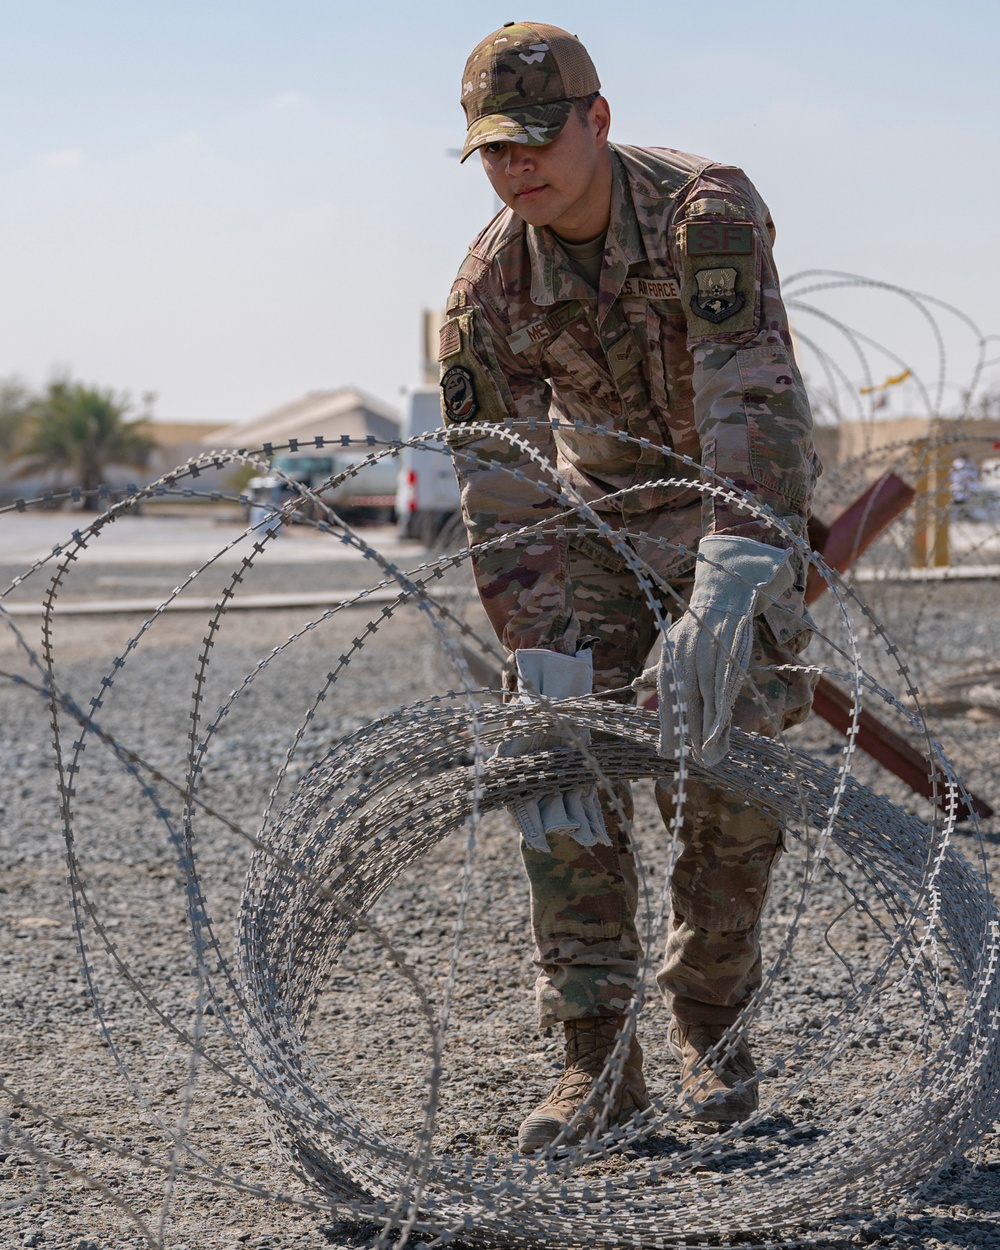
top-left (396, 386), bottom-right (461, 542)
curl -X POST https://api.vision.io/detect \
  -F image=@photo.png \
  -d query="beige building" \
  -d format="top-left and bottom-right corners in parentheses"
top-left (200, 387), bottom-right (400, 452)
top-left (148, 420), bottom-right (227, 471)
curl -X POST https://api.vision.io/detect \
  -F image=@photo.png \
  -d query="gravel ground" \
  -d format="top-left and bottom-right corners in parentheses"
top-left (1, 520), bottom-right (999, 1250)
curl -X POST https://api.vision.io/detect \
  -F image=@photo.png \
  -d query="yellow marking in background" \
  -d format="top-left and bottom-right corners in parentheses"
top-left (860, 369), bottom-right (912, 395)
top-left (912, 439), bottom-right (950, 568)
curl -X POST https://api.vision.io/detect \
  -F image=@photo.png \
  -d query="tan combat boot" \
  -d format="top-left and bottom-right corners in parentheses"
top-left (668, 1018), bottom-right (758, 1124)
top-left (517, 1015), bottom-right (650, 1153)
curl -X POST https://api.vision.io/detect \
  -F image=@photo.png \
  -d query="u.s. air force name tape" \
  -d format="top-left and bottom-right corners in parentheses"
top-left (619, 276), bottom-right (681, 300)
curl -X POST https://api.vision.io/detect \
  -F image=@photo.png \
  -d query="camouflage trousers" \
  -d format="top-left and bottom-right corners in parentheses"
top-left (522, 520), bottom-right (816, 1028)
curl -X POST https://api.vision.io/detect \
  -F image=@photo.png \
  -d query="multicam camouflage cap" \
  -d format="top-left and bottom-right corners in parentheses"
top-left (459, 21), bottom-right (600, 162)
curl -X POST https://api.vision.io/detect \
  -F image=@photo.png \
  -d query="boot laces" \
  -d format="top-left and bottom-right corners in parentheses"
top-left (566, 1016), bottom-right (627, 1072)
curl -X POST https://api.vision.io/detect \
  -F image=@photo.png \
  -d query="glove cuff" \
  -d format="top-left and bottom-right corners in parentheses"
top-left (693, 535), bottom-right (794, 609)
top-left (514, 647), bottom-right (594, 700)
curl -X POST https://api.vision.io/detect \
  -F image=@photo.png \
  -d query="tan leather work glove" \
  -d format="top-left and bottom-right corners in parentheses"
top-left (634, 536), bottom-right (794, 766)
top-left (495, 648), bottom-right (610, 852)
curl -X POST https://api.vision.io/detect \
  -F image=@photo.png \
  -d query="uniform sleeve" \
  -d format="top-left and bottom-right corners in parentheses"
top-left (670, 170), bottom-right (820, 548)
top-left (438, 269), bottom-right (580, 655)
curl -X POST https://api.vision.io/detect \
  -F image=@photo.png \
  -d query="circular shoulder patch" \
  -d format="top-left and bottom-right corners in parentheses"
top-left (440, 365), bottom-right (479, 423)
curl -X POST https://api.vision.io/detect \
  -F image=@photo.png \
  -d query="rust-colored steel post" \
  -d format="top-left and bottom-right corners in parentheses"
top-left (811, 676), bottom-right (991, 821)
top-left (805, 472), bottom-right (915, 604)
top-left (806, 468), bottom-right (989, 816)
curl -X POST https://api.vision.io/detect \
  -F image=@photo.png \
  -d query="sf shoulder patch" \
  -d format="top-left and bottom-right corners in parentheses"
top-left (679, 219), bottom-right (759, 337)
top-left (683, 222), bottom-right (753, 256)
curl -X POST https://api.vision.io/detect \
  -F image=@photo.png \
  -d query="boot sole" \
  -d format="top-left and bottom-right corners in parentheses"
top-left (517, 1112), bottom-right (570, 1153)
top-left (683, 1093), bottom-right (758, 1125)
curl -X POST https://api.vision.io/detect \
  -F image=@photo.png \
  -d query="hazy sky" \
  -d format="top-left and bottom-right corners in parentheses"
top-left (1, 1), bottom-right (997, 426)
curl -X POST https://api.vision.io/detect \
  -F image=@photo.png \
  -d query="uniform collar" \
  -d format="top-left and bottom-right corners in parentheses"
top-left (525, 224), bottom-right (594, 308)
top-left (525, 147), bottom-right (644, 325)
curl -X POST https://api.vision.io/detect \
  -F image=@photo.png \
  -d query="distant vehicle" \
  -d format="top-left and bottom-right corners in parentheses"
top-left (981, 458), bottom-right (1000, 494)
top-left (396, 386), bottom-right (461, 543)
top-left (247, 449), bottom-right (398, 526)
top-left (952, 456), bottom-right (1000, 522)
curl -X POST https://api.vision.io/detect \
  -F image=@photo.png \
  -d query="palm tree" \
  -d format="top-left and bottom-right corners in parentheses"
top-left (0, 378), bottom-right (32, 460)
top-left (14, 380), bottom-right (158, 509)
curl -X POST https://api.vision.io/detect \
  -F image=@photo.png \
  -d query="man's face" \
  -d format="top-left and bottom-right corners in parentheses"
top-left (476, 97), bottom-right (612, 241)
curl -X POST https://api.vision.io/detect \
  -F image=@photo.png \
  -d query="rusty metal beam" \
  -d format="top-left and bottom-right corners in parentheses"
top-left (805, 472), bottom-right (915, 605)
top-left (806, 471), bottom-right (991, 818)
top-left (811, 675), bottom-right (992, 821)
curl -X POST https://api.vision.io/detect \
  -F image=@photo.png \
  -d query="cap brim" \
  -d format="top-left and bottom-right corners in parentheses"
top-left (459, 100), bottom-right (573, 163)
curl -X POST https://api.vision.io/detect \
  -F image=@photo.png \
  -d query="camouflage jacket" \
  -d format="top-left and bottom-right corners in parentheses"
top-left (439, 143), bottom-right (819, 653)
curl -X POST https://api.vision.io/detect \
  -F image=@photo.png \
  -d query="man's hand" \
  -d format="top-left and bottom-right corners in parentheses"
top-left (635, 536), bottom-right (795, 766)
top-left (495, 647), bottom-right (610, 852)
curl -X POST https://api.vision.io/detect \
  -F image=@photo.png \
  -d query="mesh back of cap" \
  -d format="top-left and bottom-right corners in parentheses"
top-left (528, 23), bottom-right (601, 97)
top-left (551, 37), bottom-right (601, 96)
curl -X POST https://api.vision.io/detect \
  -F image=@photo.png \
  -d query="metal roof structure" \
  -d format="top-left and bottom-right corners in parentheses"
top-left (200, 387), bottom-right (400, 450)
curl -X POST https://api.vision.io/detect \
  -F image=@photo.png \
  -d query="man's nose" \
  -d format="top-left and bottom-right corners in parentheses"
top-left (504, 144), bottom-right (534, 176)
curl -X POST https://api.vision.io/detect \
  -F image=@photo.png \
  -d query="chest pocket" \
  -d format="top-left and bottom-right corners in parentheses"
top-left (545, 328), bottom-right (621, 409)
top-left (619, 294), bottom-right (680, 416)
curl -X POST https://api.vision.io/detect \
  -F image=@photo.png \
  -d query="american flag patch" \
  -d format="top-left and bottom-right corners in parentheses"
top-left (438, 319), bottom-right (461, 360)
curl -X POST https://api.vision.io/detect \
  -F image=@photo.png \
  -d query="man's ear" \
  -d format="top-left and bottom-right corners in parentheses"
top-left (590, 96), bottom-right (612, 148)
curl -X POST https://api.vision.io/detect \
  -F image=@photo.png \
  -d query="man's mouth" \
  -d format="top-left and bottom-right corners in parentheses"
top-left (514, 184), bottom-right (546, 200)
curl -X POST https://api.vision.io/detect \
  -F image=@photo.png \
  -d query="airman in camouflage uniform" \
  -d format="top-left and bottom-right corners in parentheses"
top-left (440, 21), bottom-right (819, 1147)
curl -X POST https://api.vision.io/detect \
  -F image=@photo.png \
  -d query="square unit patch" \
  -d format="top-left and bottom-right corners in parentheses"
top-left (680, 220), bottom-right (759, 337)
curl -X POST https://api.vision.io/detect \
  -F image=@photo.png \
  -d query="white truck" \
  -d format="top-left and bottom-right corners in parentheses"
top-left (395, 386), bottom-right (461, 543)
top-left (247, 448), bottom-right (398, 526)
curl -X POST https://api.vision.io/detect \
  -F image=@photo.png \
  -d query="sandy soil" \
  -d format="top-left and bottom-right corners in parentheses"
top-left (1, 524), bottom-right (998, 1250)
